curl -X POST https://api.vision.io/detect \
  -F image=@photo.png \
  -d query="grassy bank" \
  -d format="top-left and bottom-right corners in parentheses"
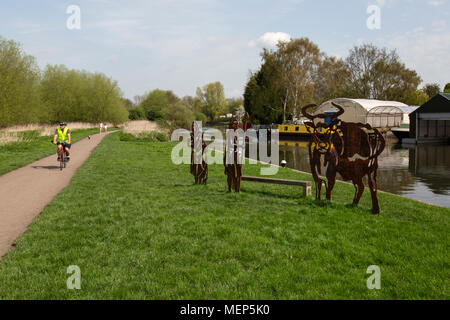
top-left (0, 128), bottom-right (105, 176)
top-left (0, 132), bottom-right (448, 299)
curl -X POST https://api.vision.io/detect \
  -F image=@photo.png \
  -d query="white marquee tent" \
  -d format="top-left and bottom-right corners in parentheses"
top-left (315, 98), bottom-right (416, 127)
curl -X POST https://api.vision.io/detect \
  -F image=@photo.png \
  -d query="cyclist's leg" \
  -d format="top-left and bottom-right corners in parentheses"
top-left (57, 143), bottom-right (63, 159)
top-left (65, 143), bottom-right (71, 157)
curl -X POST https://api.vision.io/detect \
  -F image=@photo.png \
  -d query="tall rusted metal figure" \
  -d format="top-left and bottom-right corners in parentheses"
top-left (224, 112), bottom-right (249, 192)
top-left (301, 103), bottom-right (385, 214)
top-left (190, 121), bottom-right (208, 185)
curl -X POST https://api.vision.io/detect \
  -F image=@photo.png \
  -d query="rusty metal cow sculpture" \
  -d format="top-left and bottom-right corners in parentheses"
top-left (301, 103), bottom-right (385, 214)
top-left (190, 121), bottom-right (208, 185)
top-left (224, 112), bottom-right (249, 192)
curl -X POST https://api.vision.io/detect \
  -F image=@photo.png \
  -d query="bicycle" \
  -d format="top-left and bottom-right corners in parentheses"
top-left (52, 141), bottom-right (69, 171)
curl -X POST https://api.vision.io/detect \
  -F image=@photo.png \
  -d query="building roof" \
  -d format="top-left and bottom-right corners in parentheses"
top-left (441, 93), bottom-right (450, 101)
top-left (397, 106), bottom-right (420, 114)
top-left (320, 98), bottom-right (409, 112)
top-left (367, 106), bottom-right (403, 115)
top-left (410, 93), bottom-right (450, 115)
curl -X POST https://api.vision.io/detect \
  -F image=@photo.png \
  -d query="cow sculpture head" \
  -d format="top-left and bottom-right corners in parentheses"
top-left (301, 102), bottom-right (345, 154)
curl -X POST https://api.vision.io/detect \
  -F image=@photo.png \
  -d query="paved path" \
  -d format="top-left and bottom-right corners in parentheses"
top-left (0, 132), bottom-right (109, 259)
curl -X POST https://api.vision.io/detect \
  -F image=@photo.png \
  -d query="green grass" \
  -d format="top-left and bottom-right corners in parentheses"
top-left (0, 132), bottom-right (448, 299)
top-left (0, 128), bottom-right (102, 176)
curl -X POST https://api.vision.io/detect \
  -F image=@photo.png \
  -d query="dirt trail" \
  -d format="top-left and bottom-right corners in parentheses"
top-left (0, 132), bottom-right (109, 259)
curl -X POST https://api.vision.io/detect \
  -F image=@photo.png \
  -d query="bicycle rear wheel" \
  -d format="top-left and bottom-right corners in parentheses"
top-left (60, 150), bottom-right (64, 171)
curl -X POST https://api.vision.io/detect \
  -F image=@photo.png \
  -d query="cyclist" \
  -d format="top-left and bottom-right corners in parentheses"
top-left (53, 121), bottom-right (72, 162)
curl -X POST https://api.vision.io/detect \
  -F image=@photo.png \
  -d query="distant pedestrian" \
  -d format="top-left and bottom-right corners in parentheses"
top-left (105, 124), bottom-right (108, 132)
top-left (99, 122), bottom-right (103, 134)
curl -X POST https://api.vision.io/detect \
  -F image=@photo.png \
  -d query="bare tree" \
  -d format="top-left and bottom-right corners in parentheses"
top-left (274, 38), bottom-right (321, 123)
top-left (345, 44), bottom-right (421, 101)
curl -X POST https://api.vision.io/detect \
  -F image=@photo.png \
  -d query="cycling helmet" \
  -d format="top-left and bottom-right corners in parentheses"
top-left (59, 121), bottom-right (67, 125)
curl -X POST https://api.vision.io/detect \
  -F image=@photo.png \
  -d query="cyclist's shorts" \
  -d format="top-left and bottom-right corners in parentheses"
top-left (57, 142), bottom-right (71, 149)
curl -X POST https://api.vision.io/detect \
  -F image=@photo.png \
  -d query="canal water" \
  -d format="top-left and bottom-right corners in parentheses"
top-left (279, 140), bottom-right (450, 208)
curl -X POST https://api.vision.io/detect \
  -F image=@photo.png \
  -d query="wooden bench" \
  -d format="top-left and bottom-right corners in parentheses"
top-left (242, 176), bottom-right (312, 197)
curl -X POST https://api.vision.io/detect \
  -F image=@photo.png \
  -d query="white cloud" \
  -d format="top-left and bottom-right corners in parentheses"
top-left (428, 0), bottom-right (447, 6)
top-left (248, 32), bottom-right (292, 49)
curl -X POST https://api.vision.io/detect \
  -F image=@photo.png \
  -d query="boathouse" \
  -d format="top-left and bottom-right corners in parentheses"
top-left (408, 93), bottom-right (450, 144)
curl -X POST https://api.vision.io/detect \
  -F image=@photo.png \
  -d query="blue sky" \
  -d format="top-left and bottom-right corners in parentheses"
top-left (0, 0), bottom-right (449, 100)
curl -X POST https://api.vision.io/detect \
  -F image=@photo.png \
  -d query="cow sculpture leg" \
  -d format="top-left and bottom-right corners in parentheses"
top-left (226, 167), bottom-right (233, 192)
top-left (325, 173), bottom-right (336, 201)
top-left (235, 164), bottom-right (242, 192)
top-left (310, 148), bottom-right (323, 200)
top-left (325, 154), bottom-right (337, 201)
top-left (229, 176), bottom-right (234, 192)
top-left (352, 177), bottom-right (365, 205)
top-left (367, 170), bottom-right (380, 214)
top-left (312, 170), bottom-right (322, 200)
top-left (194, 165), bottom-right (199, 184)
top-left (202, 164), bottom-right (208, 185)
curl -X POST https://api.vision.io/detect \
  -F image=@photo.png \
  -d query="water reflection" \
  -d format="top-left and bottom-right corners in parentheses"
top-left (278, 140), bottom-right (450, 208)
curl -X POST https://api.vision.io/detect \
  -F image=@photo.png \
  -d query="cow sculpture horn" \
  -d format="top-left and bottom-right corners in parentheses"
top-left (331, 102), bottom-right (345, 117)
top-left (301, 104), bottom-right (317, 120)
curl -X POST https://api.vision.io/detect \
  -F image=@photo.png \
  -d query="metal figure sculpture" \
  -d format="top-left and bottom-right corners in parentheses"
top-left (224, 112), bottom-right (249, 192)
top-left (190, 121), bottom-right (208, 185)
top-left (301, 103), bottom-right (385, 214)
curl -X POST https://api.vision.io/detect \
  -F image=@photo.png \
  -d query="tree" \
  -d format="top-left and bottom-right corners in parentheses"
top-left (122, 98), bottom-right (134, 110)
top-left (226, 97), bottom-right (243, 114)
top-left (182, 95), bottom-right (195, 108)
top-left (41, 65), bottom-right (128, 124)
top-left (195, 82), bottom-right (227, 121)
top-left (314, 55), bottom-right (349, 104)
top-left (403, 90), bottom-right (429, 106)
top-left (444, 83), bottom-right (450, 93)
top-left (274, 38), bottom-right (321, 122)
top-left (244, 37), bottom-right (324, 124)
top-left (0, 37), bottom-right (41, 127)
top-left (422, 83), bottom-right (440, 98)
top-left (165, 101), bottom-right (195, 129)
top-left (133, 94), bottom-right (145, 105)
top-left (194, 111), bottom-right (207, 123)
top-left (128, 107), bottom-right (146, 120)
top-left (40, 65), bottom-right (76, 123)
top-left (166, 90), bottom-right (180, 105)
top-left (243, 69), bottom-right (281, 124)
top-left (140, 89), bottom-right (169, 120)
top-left (344, 44), bottom-right (421, 103)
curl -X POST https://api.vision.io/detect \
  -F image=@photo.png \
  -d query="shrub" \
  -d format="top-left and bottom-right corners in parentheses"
top-left (154, 132), bottom-right (169, 142)
top-left (165, 101), bottom-right (195, 129)
top-left (444, 83), bottom-right (450, 93)
top-left (194, 112), bottom-right (208, 124)
top-left (119, 131), bottom-right (169, 142)
top-left (128, 107), bottom-right (146, 120)
top-left (140, 90), bottom-right (169, 120)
